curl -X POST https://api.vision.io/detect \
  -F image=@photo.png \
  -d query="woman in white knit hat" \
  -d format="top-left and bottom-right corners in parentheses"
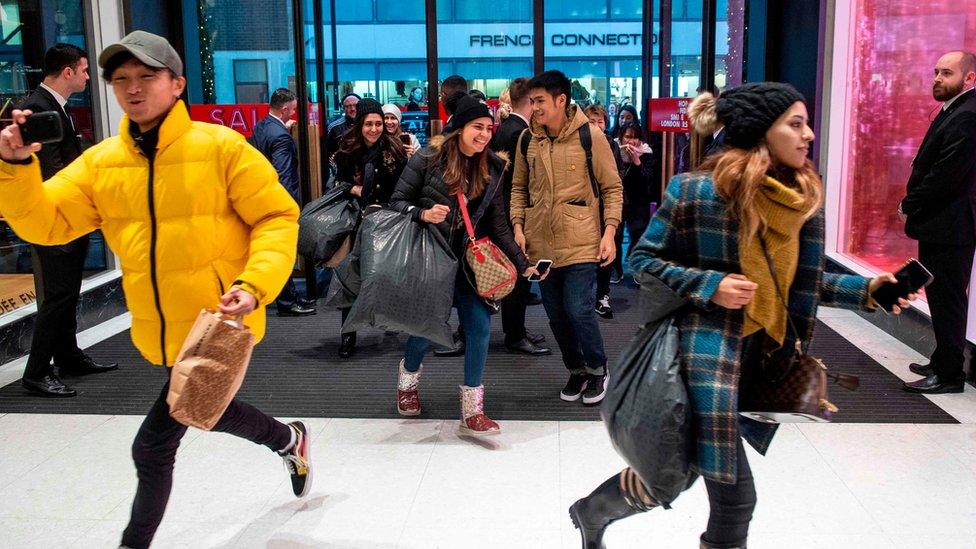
top-left (382, 103), bottom-right (420, 156)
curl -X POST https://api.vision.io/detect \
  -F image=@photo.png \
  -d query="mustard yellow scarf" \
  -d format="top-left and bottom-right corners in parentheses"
top-left (740, 177), bottom-right (808, 345)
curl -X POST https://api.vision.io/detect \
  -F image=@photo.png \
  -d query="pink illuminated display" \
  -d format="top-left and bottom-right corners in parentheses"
top-left (842, 0), bottom-right (976, 273)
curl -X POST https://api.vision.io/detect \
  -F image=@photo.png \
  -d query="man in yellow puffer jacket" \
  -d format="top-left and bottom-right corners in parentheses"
top-left (0, 32), bottom-right (313, 549)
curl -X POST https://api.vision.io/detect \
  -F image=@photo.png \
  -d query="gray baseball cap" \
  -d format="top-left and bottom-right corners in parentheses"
top-left (98, 30), bottom-right (183, 77)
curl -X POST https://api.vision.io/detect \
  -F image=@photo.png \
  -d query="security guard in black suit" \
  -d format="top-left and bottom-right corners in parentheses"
top-left (488, 78), bottom-right (549, 356)
top-left (251, 88), bottom-right (315, 317)
top-left (18, 44), bottom-right (117, 397)
top-left (901, 51), bottom-right (976, 394)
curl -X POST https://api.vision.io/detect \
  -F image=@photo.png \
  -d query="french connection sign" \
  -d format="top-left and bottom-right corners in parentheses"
top-left (331, 22), bottom-right (726, 60)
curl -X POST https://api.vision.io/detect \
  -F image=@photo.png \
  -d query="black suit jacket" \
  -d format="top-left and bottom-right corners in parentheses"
top-left (489, 113), bottom-right (529, 214)
top-left (252, 114), bottom-right (300, 202)
top-left (18, 87), bottom-right (83, 180)
top-left (903, 88), bottom-right (976, 244)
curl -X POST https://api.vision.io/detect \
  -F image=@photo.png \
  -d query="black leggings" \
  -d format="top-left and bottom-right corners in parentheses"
top-left (700, 438), bottom-right (756, 547)
top-left (120, 372), bottom-right (292, 549)
top-left (694, 330), bottom-right (765, 546)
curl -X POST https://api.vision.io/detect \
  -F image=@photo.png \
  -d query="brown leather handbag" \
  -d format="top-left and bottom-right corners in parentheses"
top-left (457, 192), bottom-right (518, 301)
top-left (739, 242), bottom-right (859, 424)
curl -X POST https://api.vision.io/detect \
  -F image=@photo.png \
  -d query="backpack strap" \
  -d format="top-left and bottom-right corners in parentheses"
top-left (578, 124), bottom-right (606, 228)
top-left (578, 123), bottom-right (599, 200)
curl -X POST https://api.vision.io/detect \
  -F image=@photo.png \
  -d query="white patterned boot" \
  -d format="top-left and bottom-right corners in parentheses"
top-left (458, 384), bottom-right (500, 436)
top-left (397, 359), bottom-right (422, 416)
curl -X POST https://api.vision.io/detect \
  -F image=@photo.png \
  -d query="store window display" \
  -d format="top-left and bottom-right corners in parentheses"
top-left (836, 0), bottom-right (976, 274)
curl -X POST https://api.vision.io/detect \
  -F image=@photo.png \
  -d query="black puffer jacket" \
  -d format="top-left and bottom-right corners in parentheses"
top-left (334, 139), bottom-right (406, 207)
top-left (389, 138), bottom-right (530, 275)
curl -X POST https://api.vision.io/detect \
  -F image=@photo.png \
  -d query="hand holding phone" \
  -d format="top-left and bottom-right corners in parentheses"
top-left (870, 258), bottom-right (932, 312)
top-left (0, 109), bottom-right (45, 161)
top-left (19, 111), bottom-right (63, 145)
top-left (527, 259), bottom-right (553, 281)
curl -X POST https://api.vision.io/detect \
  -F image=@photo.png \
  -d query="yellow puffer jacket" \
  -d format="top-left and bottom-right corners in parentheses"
top-left (0, 101), bottom-right (299, 366)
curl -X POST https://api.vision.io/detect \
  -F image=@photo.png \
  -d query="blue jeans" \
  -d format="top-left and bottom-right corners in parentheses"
top-left (403, 279), bottom-right (491, 387)
top-left (539, 262), bottom-right (607, 374)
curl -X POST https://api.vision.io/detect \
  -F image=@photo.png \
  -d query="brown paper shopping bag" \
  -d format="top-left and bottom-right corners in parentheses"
top-left (167, 310), bottom-right (255, 430)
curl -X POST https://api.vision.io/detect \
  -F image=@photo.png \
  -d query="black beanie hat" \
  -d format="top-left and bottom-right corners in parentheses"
top-left (355, 98), bottom-right (384, 125)
top-left (715, 82), bottom-right (806, 149)
top-left (445, 94), bottom-right (492, 133)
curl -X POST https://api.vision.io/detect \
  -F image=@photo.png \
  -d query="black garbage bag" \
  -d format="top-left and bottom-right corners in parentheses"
top-left (297, 182), bottom-right (361, 262)
top-left (341, 209), bottom-right (457, 347)
top-left (601, 316), bottom-right (697, 508)
top-left (323, 229), bottom-right (362, 310)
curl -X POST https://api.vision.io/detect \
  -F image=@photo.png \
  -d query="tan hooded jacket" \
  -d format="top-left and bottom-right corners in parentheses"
top-left (510, 105), bottom-right (623, 268)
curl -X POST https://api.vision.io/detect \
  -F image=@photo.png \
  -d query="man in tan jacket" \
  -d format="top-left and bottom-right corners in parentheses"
top-left (511, 70), bottom-right (623, 405)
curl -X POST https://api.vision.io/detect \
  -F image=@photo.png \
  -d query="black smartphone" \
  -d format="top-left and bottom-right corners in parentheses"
top-left (528, 259), bottom-right (552, 281)
top-left (870, 258), bottom-right (933, 312)
top-left (19, 111), bottom-right (63, 145)
top-left (399, 133), bottom-right (412, 145)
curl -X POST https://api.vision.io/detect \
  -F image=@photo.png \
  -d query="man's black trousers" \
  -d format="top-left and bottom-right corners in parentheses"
top-left (501, 275), bottom-right (531, 345)
top-left (23, 234), bottom-right (89, 380)
top-left (121, 371), bottom-right (292, 549)
top-left (918, 240), bottom-right (976, 381)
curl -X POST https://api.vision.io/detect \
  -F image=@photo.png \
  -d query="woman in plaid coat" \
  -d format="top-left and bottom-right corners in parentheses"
top-left (569, 83), bottom-right (915, 549)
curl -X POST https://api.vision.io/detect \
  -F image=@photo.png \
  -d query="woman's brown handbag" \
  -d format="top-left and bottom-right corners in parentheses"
top-left (739, 242), bottom-right (859, 424)
top-left (167, 310), bottom-right (255, 430)
top-left (457, 192), bottom-right (518, 301)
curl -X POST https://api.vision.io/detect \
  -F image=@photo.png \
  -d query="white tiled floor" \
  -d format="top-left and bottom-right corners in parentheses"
top-left (0, 310), bottom-right (974, 548)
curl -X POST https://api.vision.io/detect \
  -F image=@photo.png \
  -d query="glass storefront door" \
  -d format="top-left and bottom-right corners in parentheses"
top-left (0, 0), bottom-right (106, 321)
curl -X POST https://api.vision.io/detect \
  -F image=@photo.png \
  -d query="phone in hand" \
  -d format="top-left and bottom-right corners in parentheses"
top-left (399, 133), bottom-right (412, 145)
top-left (870, 258), bottom-right (933, 312)
top-left (19, 111), bottom-right (63, 145)
top-left (528, 259), bottom-right (553, 281)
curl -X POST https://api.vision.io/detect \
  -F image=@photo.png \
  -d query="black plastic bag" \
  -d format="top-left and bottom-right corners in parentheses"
top-left (341, 209), bottom-right (458, 347)
top-left (297, 182), bottom-right (361, 262)
top-left (323, 230), bottom-right (362, 310)
top-left (601, 316), bottom-right (696, 507)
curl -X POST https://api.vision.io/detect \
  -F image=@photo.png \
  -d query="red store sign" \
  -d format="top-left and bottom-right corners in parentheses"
top-left (647, 98), bottom-right (690, 133)
top-left (188, 104), bottom-right (322, 137)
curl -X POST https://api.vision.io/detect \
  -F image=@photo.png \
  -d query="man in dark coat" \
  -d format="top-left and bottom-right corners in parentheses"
top-left (324, 93), bottom-right (360, 180)
top-left (488, 77), bottom-right (549, 356)
top-left (18, 43), bottom-right (117, 398)
top-left (901, 50), bottom-right (976, 393)
top-left (252, 88), bottom-right (315, 317)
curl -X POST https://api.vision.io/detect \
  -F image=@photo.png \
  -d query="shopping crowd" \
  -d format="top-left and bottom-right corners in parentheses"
top-left (2, 29), bottom-right (970, 549)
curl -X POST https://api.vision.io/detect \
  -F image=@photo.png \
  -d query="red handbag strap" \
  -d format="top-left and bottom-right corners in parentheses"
top-left (456, 192), bottom-right (477, 240)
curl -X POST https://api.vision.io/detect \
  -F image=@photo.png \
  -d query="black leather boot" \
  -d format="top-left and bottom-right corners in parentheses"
top-left (700, 537), bottom-right (747, 548)
top-left (338, 332), bottom-right (357, 358)
top-left (569, 473), bottom-right (651, 548)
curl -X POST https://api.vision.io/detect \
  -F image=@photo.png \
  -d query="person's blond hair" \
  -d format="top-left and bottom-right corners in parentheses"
top-left (497, 88), bottom-right (512, 121)
top-left (701, 145), bottom-right (823, 242)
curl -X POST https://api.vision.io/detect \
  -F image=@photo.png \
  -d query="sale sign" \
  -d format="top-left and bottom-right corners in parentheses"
top-left (188, 104), bottom-right (323, 137)
top-left (647, 98), bottom-right (691, 133)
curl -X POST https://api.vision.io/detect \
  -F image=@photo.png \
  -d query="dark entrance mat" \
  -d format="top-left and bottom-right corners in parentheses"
top-left (0, 284), bottom-right (957, 424)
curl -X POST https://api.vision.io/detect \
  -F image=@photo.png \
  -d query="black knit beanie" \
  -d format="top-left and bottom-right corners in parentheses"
top-left (445, 94), bottom-right (492, 133)
top-left (715, 82), bottom-right (806, 149)
top-left (355, 98), bottom-right (384, 125)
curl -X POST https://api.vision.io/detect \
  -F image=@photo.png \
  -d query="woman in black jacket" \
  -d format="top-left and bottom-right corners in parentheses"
top-left (388, 95), bottom-right (541, 436)
top-left (618, 121), bottom-right (657, 251)
top-left (333, 99), bottom-right (408, 358)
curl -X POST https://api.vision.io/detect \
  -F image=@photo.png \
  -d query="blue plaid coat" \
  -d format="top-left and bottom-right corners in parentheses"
top-left (629, 174), bottom-right (871, 484)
